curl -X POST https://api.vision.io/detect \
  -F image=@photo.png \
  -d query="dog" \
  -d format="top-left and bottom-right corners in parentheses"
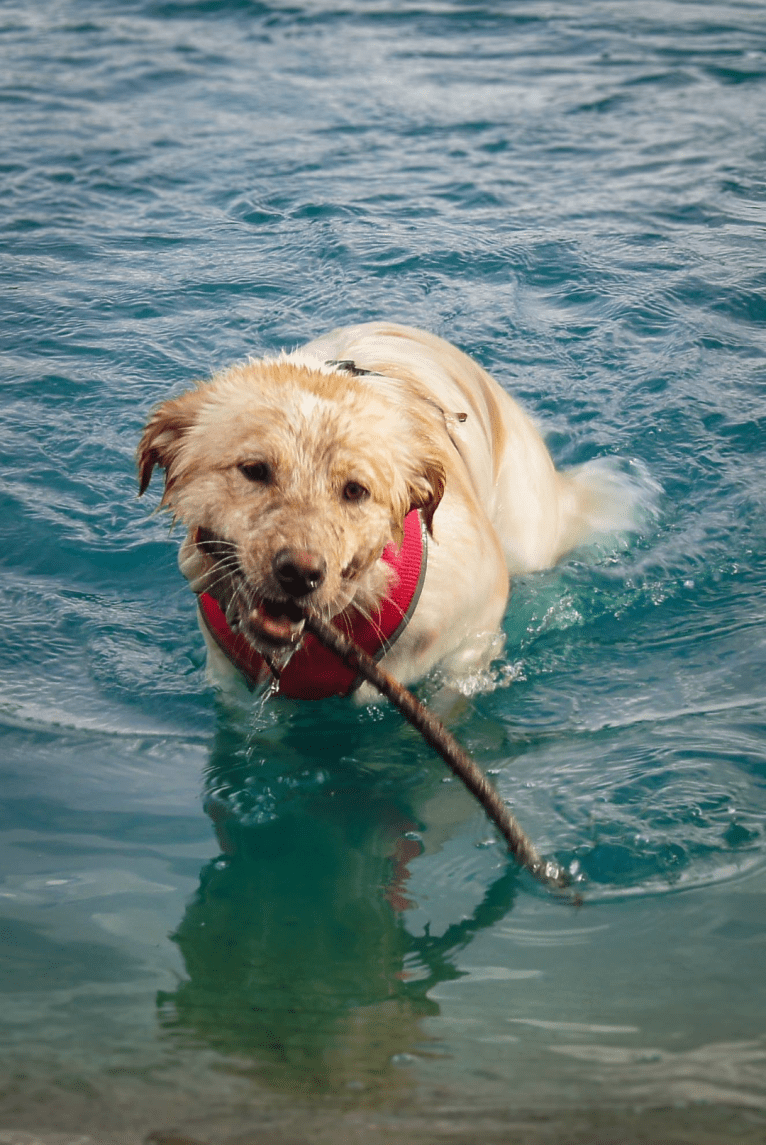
top-left (138, 322), bottom-right (634, 700)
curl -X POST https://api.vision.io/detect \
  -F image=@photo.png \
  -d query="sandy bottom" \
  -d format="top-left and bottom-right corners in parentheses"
top-left (1, 1102), bottom-right (765, 1145)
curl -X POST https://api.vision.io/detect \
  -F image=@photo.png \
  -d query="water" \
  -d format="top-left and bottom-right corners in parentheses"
top-left (1, 1), bottom-right (765, 1141)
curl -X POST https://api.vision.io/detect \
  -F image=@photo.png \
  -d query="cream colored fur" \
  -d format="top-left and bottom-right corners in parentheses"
top-left (138, 321), bottom-right (635, 698)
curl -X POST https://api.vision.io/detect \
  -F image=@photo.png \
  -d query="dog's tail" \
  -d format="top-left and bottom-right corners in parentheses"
top-left (553, 457), bottom-right (660, 563)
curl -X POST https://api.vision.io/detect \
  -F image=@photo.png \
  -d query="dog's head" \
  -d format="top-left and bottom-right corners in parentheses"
top-left (137, 360), bottom-right (446, 652)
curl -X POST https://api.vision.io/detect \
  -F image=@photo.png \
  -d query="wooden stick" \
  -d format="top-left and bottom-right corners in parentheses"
top-left (301, 613), bottom-right (574, 895)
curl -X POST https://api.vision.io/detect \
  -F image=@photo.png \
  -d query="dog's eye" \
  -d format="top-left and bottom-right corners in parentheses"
top-left (343, 480), bottom-right (369, 503)
top-left (239, 461), bottom-right (271, 484)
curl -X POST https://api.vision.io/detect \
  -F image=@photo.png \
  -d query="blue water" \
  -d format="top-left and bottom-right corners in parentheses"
top-left (2, 1), bottom-right (766, 1140)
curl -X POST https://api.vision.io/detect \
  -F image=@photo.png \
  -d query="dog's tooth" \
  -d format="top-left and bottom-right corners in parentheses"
top-left (225, 596), bottom-right (240, 628)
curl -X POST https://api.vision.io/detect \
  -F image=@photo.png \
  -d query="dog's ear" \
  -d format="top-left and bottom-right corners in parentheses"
top-left (136, 389), bottom-right (203, 500)
top-left (406, 454), bottom-right (446, 537)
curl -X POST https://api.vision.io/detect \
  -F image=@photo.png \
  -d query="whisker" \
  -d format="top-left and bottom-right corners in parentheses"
top-left (345, 599), bottom-right (388, 647)
top-left (348, 585), bottom-right (408, 651)
top-left (194, 557), bottom-right (241, 599)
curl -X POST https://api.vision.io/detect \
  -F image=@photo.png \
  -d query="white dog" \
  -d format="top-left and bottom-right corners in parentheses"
top-left (138, 322), bottom-right (633, 700)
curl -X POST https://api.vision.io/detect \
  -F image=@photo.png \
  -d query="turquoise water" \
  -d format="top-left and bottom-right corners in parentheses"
top-left (2, 1), bottom-right (766, 1141)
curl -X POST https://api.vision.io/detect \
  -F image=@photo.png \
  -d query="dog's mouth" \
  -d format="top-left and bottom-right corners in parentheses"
top-left (245, 596), bottom-right (306, 649)
top-left (192, 526), bottom-right (310, 651)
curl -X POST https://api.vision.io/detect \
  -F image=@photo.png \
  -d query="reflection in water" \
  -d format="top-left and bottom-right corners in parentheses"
top-left (157, 707), bottom-right (518, 1098)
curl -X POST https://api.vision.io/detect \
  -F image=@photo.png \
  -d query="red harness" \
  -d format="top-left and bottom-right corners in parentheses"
top-left (198, 510), bottom-right (427, 700)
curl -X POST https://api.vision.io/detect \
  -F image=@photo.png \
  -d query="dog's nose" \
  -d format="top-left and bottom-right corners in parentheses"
top-left (273, 548), bottom-right (327, 598)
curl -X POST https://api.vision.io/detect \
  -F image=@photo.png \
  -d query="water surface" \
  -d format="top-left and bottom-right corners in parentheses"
top-left (1, 1), bottom-right (765, 1141)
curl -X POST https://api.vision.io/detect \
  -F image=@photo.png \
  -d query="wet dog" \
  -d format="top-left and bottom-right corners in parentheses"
top-left (138, 322), bottom-right (633, 698)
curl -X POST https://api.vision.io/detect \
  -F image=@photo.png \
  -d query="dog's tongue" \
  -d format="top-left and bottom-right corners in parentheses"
top-left (249, 600), bottom-right (305, 645)
top-left (258, 612), bottom-right (299, 643)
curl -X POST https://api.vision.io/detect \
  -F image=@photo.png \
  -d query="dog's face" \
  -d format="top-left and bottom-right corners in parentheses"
top-left (138, 361), bottom-right (446, 654)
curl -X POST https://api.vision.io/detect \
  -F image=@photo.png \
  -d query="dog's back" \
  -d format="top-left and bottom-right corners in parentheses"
top-left (292, 321), bottom-right (638, 576)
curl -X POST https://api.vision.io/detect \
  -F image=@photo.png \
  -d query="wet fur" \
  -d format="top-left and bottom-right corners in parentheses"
top-left (138, 322), bottom-right (634, 697)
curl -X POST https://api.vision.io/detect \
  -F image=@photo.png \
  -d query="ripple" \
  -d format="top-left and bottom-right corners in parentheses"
top-left (1, 0), bottom-right (766, 1128)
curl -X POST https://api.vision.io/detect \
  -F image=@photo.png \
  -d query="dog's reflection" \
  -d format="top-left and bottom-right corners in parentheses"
top-left (158, 706), bottom-right (518, 1098)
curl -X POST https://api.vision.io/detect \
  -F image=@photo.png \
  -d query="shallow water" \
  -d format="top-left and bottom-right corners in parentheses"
top-left (2, 1), bottom-right (766, 1141)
